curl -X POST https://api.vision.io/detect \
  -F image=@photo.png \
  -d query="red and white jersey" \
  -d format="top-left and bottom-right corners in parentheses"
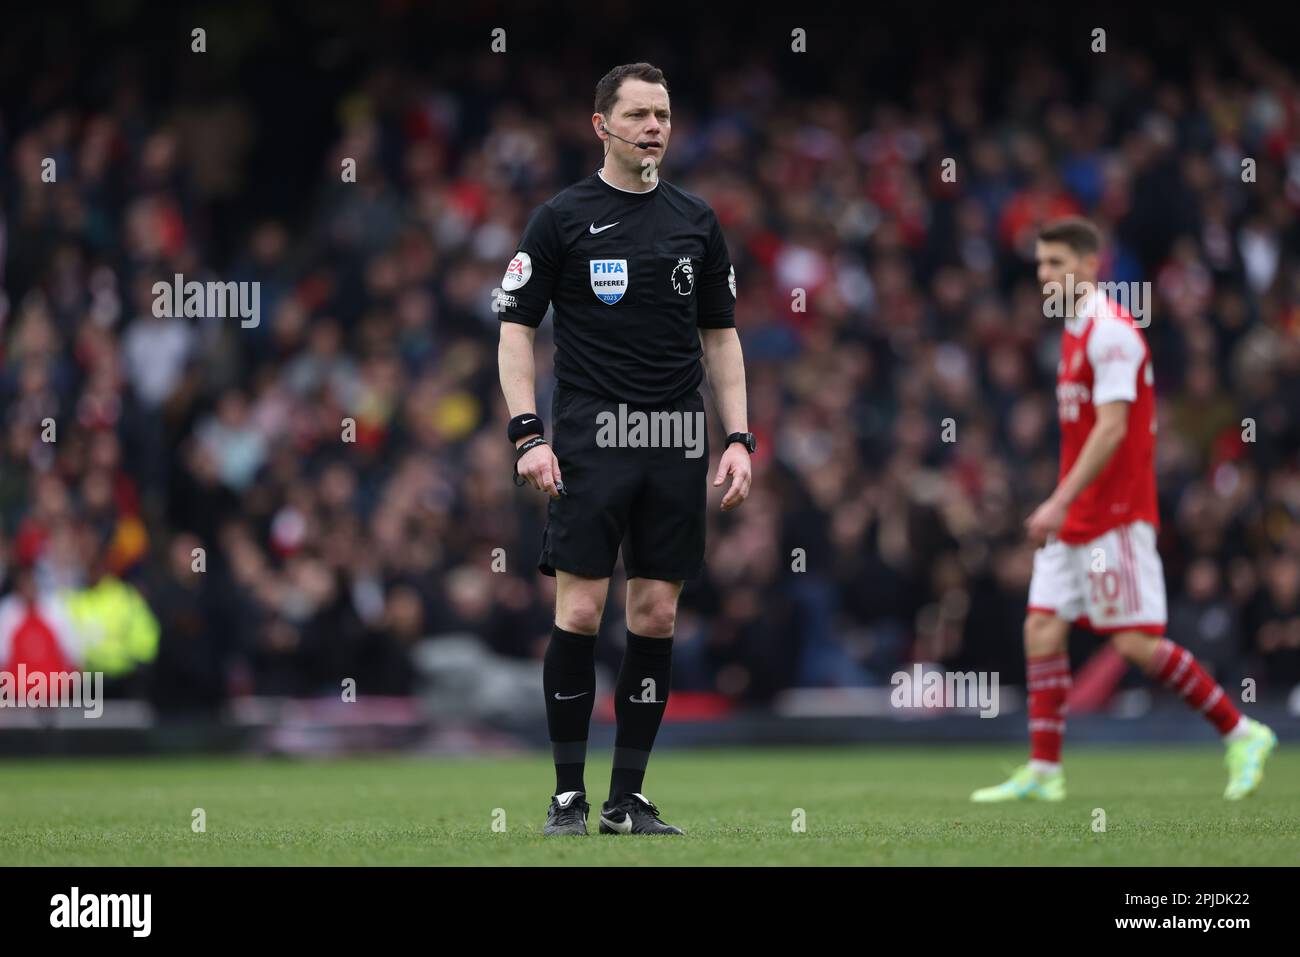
top-left (0, 593), bottom-right (82, 675)
top-left (1055, 292), bottom-right (1159, 543)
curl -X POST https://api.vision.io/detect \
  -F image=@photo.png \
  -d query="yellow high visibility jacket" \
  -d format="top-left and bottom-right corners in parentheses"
top-left (65, 577), bottom-right (160, 677)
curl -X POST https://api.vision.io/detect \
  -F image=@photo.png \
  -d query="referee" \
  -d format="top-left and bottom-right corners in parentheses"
top-left (497, 63), bottom-right (754, 836)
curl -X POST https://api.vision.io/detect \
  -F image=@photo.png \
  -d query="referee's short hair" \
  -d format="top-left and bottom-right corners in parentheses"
top-left (595, 63), bottom-right (669, 117)
top-left (1038, 216), bottom-right (1101, 256)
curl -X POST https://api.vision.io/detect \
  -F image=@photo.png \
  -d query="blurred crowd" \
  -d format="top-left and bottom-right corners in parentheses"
top-left (2, 8), bottom-right (1300, 716)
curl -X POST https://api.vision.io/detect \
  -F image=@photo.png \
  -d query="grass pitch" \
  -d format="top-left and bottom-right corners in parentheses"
top-left (1, 745), bottom-right (1296, 865)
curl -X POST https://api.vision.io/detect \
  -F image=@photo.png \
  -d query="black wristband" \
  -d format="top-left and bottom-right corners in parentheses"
top-left (508, 413), bottom-right (544, 444)
top-left (512, 436), bottom-right (548, 486)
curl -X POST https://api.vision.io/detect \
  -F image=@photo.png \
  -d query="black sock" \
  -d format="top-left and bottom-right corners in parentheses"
top-left (610, 630), bottom-right (673, 803)
top-left (543, 624), bottom-right (597, 795)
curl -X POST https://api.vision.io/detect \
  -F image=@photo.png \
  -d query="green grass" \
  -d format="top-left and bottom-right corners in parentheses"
top-left (1, 745), bottom-right (1297, 865)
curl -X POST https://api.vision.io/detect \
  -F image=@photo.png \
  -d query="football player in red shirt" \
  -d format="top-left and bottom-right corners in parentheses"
top-left (972, 217), bottom-right (1277, 802)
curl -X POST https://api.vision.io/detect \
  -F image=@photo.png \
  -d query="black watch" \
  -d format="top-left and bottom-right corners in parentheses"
top-left (726, 431), bottom-right (757, 453)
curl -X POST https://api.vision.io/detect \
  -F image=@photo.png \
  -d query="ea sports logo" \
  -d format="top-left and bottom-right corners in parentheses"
top-left (671, 257), bottom-right (694, 296)
top-left (502, 251), bottom-right (532, 291)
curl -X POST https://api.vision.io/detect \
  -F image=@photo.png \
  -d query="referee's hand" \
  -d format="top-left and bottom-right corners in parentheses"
top-left (517, 440), bottom-right (564, 499)
top-left (713, 444), bottom-right (752, 511)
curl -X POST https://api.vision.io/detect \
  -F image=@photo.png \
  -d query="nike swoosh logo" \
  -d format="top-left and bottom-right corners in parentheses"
top-left (628, 696), bottom-right (665, 703)
top-left (601, 813), bottom-right (633, 834)
top-left (589, 222), bottom-right (620, 234)
top-left (554, 692), bottom-right (589, 700)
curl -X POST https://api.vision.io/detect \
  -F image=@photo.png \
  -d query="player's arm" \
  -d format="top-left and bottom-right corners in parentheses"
top-left (1026, 401), bottom-right (1128, 545)
top-left (497, 204), bottom-right (563, 498)
top-left (1053, 400), bottom-right (1128, 506)
top-left (1026, 318), bottom-right (1144, 544)
top-left (696, 211), bottom-right (750, 510)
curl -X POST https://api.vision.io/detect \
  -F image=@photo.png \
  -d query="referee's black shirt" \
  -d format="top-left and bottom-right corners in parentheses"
top-left (497, 170), bottom-right (736, 407)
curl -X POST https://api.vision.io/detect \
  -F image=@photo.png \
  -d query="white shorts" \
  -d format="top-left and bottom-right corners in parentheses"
top-left (1027, 520), bottom-right (1166, 634)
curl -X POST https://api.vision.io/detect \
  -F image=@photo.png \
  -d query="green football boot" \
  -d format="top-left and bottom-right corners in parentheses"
top-left (1224, 718), bottom-right (1278, 801)
top-left (970, 764), bottom-right (1066, 803)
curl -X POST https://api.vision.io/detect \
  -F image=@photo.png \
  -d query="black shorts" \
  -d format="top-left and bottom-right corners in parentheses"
top-left (538, 384), bottom-right (709, 581)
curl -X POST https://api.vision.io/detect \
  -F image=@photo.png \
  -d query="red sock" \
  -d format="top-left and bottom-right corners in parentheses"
top-left (1027, 653), bottom-right (1071, 763)
top-left (1145, 638), bottom-right (1241, 734)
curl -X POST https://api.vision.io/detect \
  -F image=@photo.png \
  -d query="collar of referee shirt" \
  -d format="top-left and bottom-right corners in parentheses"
top-left (596, 168), bottom-right (660, 196)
